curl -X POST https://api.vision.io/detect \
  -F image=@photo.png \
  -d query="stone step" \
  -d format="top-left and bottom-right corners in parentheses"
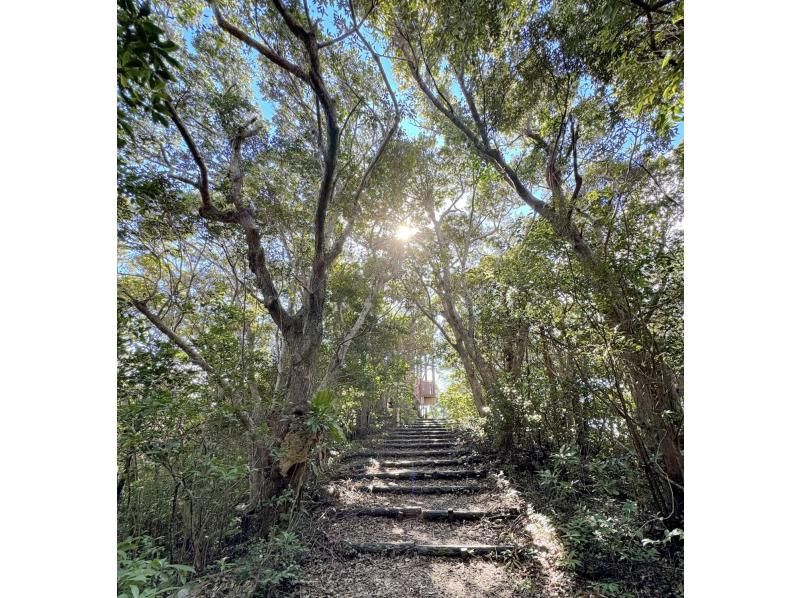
top-left (343, 542), bottom-right (516, 557)
top-left (342, 449), bottom-right (472, 461)
top-left (347, 469), bottom-right (488, 480)
top-left (373, 457), bottom-right (478, 468)
top-left (359, 484), bottom-right (486, 494)
top-left (334, 506), bottom-right (520, 521)
top-left (378, 443), bottom-right (459, 449)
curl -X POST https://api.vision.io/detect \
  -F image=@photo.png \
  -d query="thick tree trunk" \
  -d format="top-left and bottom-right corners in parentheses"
top-left (243, 315), bottom-right (325, 533)
top-left (241, 442), bottom-right (290, 535)
top-left (117, 452), bottom-right (133, 504)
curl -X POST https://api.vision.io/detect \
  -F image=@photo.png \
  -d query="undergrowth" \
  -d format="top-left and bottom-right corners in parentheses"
top-left (513, 445), bottom-right (683, 596)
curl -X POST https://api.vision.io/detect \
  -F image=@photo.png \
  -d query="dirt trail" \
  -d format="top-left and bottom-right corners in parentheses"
top-left (292, 420), bottom-right (576, 597)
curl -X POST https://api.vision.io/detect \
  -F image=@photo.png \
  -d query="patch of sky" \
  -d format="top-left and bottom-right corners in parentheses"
top-left (510, 204), bottom-right (534, 218)
top-left (673, 121), bottom-right (683, 146)
top-left (576, 73), bottom-right (595, 99)
top-left (250, 76), bottom-right (277, 121)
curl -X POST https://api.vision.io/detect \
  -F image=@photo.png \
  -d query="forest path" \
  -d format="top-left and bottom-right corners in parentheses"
top-left (291, 419), bottom-right (575, 597)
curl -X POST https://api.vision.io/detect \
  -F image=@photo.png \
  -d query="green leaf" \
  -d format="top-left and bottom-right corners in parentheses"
top-left (329, 423), bottom-right (346, 443)
top-left (311, 389), bottom-right (336, 415)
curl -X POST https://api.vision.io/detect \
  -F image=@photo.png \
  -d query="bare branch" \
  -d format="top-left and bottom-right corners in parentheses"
top-left (211, 3), bottom-right (309, 82)
top-left (318, 263), bottom-right (391, 390)
top-left (165, 101), bottom-right (211, 209)
top-left (122, 293), bottom-right (257, 433)
top-left (569, 117), bottom-right (583, 201)
top-left (455, 69), bottom-right (490, 148)
top-left (324, 9), bottom-right (401, 265)
top-left (166, 99), bottom-right (296, 333)
top-left (317, 1), bottom-right (377, 49)
top-left (629, 0), bottom-right (677, 13)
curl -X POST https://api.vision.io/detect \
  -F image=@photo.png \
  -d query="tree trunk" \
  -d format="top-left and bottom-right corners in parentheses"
top-left (623, 345), bottom-right (684, 519)
top-left (243, 319), bottom-right (324, 533)
top-left (459, 343), bottom-right (486, 413)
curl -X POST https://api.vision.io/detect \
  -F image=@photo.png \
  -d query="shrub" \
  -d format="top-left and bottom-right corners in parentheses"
top-left (117, 536), bottom-right (194, 598)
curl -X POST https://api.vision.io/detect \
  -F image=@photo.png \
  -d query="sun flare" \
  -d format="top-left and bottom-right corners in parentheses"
top-left (395, 224), bottom-right (418, 241)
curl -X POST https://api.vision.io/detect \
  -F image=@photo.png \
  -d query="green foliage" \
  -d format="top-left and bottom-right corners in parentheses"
top-left (438, 381), bottom-right (479, 422)
top-left (117, 0), bottom-right (182, 142)
top-left (530, 448), bottom-right (681, 592)
top-left (236, 532), bottom-right (303, 595)
top-left (117, 302), bottom-right (251, 571)
top-left (117, 536), bottom-right (194, 598)
top-left (562, 505), bottom-right (661, 575)
top-left (307, 390), bottom-right (346, 443)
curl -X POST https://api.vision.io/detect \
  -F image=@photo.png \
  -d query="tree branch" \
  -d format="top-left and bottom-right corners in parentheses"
top-left (317, 1), bottom-right (377, 49)
top-left (165, 101), bottom-right (210, 209)
top-left (629, 0), bottom-right (677, 13)
top-left (324, 9), bottom-right (400, 266)
top-left (318, 264), bottom-right (390, 390)
top-left (569, 116), bottom-right (583, 202)
top-left (212, 3), bottom-right (309, 82)
top-left (123, 294), bottom-right (257, 433)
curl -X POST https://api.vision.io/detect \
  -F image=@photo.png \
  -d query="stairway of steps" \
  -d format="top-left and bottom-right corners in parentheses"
top-left (293, 418), bottom-right (575, 597)
top-left (323, 419), bottom-right (526, 559)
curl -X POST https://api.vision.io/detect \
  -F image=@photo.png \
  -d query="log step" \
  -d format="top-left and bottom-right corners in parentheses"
top-left (384, 439), bottom-right (457, 444)
top-left (336, 507), bottom-right (520, 521)
top-left (360, 484), bottom-right (485, 494)
top-left (397, 429), bottom-right (451, 433)
top-left (343, 449), bottom-right (472, 460)
top-left (387, 433), bottom-right (458, 440)
top-left (383, 434), bottom-right (458, 441)
top-left (378, 458), bottom-right (477, 467)
top-left (394, 431), bottom-right (451, 435)
top-left (388, 438), bottom-right (456, 442)
top-left (341, 457), bottom-right (477, 472)
top-left (373, 440), bottom-right (458, 448)
top-left (370, 450), bottom-right (470, 457)
top-left (343, 542), bottom-right (516, 557)
top-left (348, 469), bottom-right (488, 480)
top-left (380, 440), bottom-right (457, 445)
